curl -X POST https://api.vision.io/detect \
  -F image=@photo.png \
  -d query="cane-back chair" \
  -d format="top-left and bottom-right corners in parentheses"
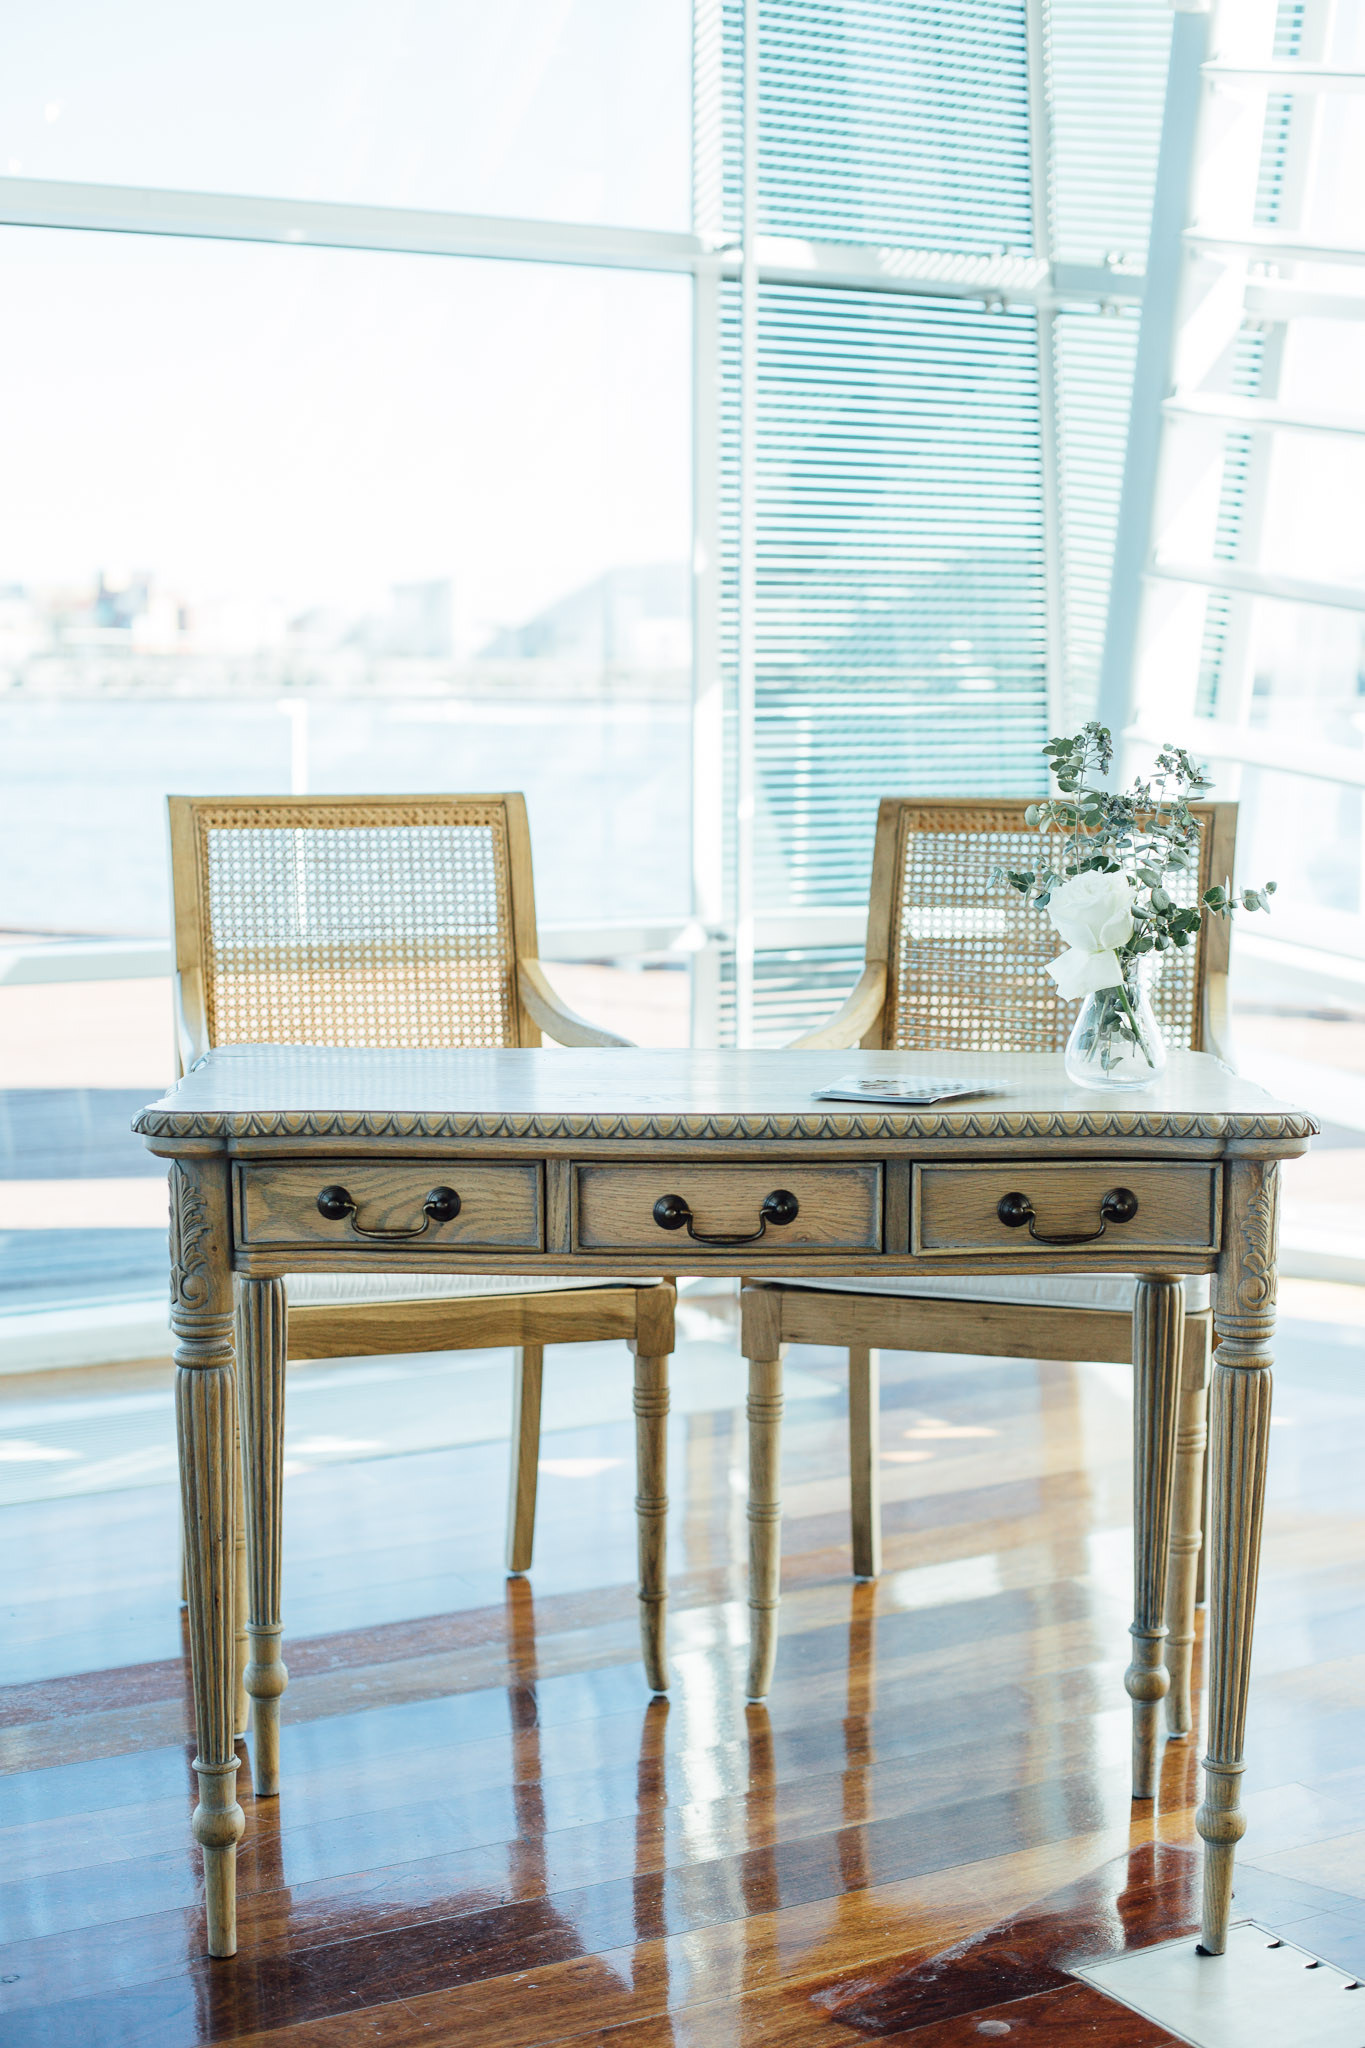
top-left (168, 792), bottom-right (674, 1703)
top-left (744, 797), bottom-right (1236, 1744)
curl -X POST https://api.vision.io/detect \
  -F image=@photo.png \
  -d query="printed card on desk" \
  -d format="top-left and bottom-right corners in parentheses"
top-left (811, 1074), bottom-right (995, 1106)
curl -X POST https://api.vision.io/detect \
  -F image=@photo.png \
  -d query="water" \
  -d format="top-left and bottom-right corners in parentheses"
top-left (0, 692), bottom-right (691, 937)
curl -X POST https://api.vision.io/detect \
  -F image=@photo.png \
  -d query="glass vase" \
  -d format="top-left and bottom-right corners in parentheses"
top-left (1063, 962), bottom-right (1166, 1091)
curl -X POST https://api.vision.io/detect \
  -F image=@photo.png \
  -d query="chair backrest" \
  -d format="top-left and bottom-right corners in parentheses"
top-left (168, 793), bottom-right (542, 1067)
top-left (859, 797), bottom-right (1237, 1054)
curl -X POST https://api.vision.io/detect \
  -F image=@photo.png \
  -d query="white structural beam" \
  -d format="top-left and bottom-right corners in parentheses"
top-left (1125, 715), bottom-right (1365, 790)
top-left (0, 175), bottom-right (706, 273)
top-left (1204, 61), bottom-right (1365, 89)
top-left (1163, 393), bottom-right (1365, 436)
top-left (0, 175), bottom-right (1140, 308)
top-left (1187, 225), bottom-right (1365, 264)
top-left (1095, 6), bottom-right (1212, 744)
top-left (1148, 556), bottom-right (1365, 613)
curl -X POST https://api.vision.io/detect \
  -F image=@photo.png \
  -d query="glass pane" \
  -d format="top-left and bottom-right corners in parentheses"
top-left (0, 227), bottom-right (692, 941)
top-left (2, 1), bottom-right (691, 229)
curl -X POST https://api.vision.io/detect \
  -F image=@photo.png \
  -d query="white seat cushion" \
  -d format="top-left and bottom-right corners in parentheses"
top-left (767, 1272), bottom-right (1210, 1313)
top-left (285, 1272), bottom-right (655, 1308)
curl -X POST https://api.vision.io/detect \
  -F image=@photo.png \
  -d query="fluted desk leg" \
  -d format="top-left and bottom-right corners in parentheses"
top-left (1128, 1275), bottom-right (1183, 1798)
top-left (239, 1278), bottom-right (289, 1798)
top-left (170, 1157), bottom-right (245, 1959)
top-left (1198, 1159), bottom-right (1278, 1954)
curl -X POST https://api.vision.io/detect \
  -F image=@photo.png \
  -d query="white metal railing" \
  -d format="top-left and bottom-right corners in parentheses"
top-left (0, 908), bottom-right (870, 988)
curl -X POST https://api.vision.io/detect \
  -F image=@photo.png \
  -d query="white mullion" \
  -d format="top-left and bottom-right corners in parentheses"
top-left (1024, 0), bottom-right (1066, 734)
top-left (734, 0), bottom-right (759, 1047)
top-left (1097, 5), bottom-right (1215, 763)
top-left (689, 3), bottom-right (727, 1047)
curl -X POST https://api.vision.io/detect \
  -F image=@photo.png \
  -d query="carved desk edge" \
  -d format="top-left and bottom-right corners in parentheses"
top-left (133, 1104), bottom-right (1318, 1147)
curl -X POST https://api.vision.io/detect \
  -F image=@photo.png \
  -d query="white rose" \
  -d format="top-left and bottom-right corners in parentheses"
top-left (1044, 869), bottom-right (1133, 1000)
top-left (1046, 944), bottom-right (1125, 999)
top-left (1046, 868), bottom-right (1135, 953)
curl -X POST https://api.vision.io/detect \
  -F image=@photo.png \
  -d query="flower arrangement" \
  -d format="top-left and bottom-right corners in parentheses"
top-left (991, 722), bottom-right (1274, 1086)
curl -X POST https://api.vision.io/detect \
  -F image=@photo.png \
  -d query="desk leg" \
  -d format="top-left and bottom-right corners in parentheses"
top-left (743, 1287), bottom-right (786, 1702)
top-left (1128, 1275), bottom-right (1182, 1798)
top-left (239, 1278), bottom-right (289, 1798)
top-left (170, 1158), bottom-right (244, 1959)
top-left (1198, 1158), bottom-right (1278, 1954)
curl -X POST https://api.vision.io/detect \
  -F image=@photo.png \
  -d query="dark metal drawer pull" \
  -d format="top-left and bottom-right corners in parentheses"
top-left (316, 1184), bottom-right (461, 1239)
top-left (652, 1188), bottom-right (799, 1247)
top-left (996, 1186), bottom-right (1138, 1246)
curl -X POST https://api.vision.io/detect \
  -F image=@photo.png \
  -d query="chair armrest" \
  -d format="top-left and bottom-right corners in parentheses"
top-left (1202, 969), bottom-right (1234, 1069)
top-left (517, 957), bottom-right (635, 1048)
top-left (785, 963), bottom-right (888, 1051)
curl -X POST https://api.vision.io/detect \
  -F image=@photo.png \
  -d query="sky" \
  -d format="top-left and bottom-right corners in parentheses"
top-left (0, 2), bottom-right (692, 643)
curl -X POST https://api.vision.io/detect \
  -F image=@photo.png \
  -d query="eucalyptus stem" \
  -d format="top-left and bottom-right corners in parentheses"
top-left (1112, 969), bottom-right (1155, 1070)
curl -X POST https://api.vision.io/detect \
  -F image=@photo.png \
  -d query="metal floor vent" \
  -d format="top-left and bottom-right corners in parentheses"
top-left (1077, 1921), bottom-right (1365, 2048)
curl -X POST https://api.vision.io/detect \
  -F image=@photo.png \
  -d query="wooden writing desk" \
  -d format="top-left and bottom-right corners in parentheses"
top-left (134, 1045), bottom-right (1313, 1959)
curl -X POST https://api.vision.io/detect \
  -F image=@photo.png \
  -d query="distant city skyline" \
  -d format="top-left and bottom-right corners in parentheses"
top-left (0, 558), bottom-right (692, 684)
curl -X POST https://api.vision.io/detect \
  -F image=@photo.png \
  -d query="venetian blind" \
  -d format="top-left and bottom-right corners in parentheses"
top-left (715, 1), bottom-right (1048, 1042)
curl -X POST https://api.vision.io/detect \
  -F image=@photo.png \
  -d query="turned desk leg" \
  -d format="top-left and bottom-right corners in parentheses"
top-left (1128, 1275), bottom-right (1183, 1798)
top-left (170, 1158), bottom-right (244, 1959)
top-left (1165, 1315), bottom-right (1211, 1737)
top-left (238, 1278), bottom-right (289, 1799)
top-left (742, 1286), bottom-right (786, 1702)
top-left (1198, 1159), bottom-right (1278, 1955)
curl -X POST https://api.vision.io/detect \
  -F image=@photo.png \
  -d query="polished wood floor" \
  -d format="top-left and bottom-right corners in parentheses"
top-left (3, 1294), bottom-right (1365, 2044)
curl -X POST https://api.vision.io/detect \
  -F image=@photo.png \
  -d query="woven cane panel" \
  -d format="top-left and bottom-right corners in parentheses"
top-left (886, 805), bottom-right (1208, 1054)
top-left (196, 803), bottom-right (519, 1050)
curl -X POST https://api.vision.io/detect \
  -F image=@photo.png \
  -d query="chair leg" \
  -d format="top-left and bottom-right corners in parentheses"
top-left (233, 1410), bottom-right (249, 1740)
top-left (848, 1345), bottom-right (882, 1581)
top-left (1127, 1275), bottom-right (1183, 1798)
top-left (505, 1345), bottom-right (544, 1575)
top-left (1195, 1426), bottom-right (1209, 1607)
top-left (632, 1348), bottom-right (670, 1694)
top-left (239, 1278), bottom-right (289, 1797)
top-left (1164, 1315), bottom-right (1211, 1737)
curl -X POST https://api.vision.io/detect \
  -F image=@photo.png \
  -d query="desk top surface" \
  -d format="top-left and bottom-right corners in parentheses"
top-left (133, 1046), bottom-right (1315, 1147)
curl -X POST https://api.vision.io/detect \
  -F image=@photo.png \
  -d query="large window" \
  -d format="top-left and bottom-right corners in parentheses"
top-left (3, 0), bottom-right (1226, 1338)
top-left (0, 231), bottom-right (691, 938)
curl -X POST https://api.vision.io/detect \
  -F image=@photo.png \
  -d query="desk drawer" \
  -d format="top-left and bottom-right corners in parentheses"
top-left (575, 1162), bottom-right (882, 1254)
top-left (913, 1163), bottom-right (1219, 1257)
top-left (238, 1162), bottom-right (542, 1250)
